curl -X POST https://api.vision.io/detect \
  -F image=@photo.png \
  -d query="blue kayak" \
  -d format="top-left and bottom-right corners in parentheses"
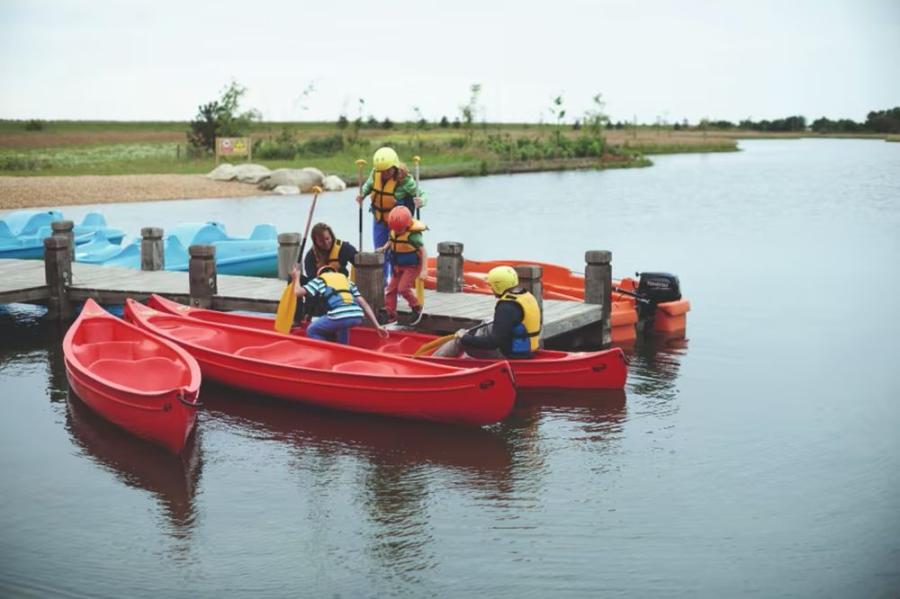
top-left (76, 222), bottom-right (279, 277)
top-left (0, 210), bottom-right (125, 259)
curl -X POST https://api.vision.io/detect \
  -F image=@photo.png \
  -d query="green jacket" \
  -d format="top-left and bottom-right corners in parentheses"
top-left (360, 170), bottom-right (428, 209)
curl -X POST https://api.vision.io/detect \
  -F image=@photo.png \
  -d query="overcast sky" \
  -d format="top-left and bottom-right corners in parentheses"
top-left (1, 0), bottom-right (898, 124)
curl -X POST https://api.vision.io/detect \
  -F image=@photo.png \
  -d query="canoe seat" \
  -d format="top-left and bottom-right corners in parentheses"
top-left (168, 325), bottom-right (220, 344)
top-left (235, 340), bottom-right (330, 369)
top-left (331, 360), bottom-right (399, 376)
top-left (88, 357), bottom-right (188, 391)
top-left (72, 340), bottom-right (159, 364)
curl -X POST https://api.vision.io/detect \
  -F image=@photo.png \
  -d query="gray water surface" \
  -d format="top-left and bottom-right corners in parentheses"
top-left (1, 139), bottom-right (898, 597)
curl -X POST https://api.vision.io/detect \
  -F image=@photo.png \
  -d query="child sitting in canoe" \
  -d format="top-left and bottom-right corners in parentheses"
top-left (377, 206), bottom-right (427, 325)
top-left (291, 264), bottom-right (388, 344)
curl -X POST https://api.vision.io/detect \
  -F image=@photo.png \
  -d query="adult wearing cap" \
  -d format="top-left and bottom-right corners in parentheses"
top-left (355, 146), bottom-right (427, 281)
top-left (433, 266), bottom-right (541, 359)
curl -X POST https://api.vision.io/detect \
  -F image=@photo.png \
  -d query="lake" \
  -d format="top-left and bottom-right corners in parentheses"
top-left (1, 139), bottom-right (898, 597)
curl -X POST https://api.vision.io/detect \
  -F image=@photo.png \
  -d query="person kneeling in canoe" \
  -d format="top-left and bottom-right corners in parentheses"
top-left (377, 206), bottom-right (427, 325)
top-left (291, 264), bottom-right (388, 344)
top-left (433, 265), bottom-right (541, 359)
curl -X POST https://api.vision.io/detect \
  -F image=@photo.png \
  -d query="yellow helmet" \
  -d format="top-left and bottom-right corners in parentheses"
top-left (373, 147), bottom-right (399, 172)
top-left (486, 266), bottom-right (518, 296)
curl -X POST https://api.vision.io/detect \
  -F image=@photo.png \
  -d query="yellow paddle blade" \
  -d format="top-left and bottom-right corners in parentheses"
top-left (415, 278), bottom-right (424, 306)
top-left (413, 333), bottom-right (455, 357)
top-left (274, 283), bottom-right (297, 334)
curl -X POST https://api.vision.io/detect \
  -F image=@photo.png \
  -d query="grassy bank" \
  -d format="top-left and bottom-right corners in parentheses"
top-left (0, 120), bottom-right (737, 179)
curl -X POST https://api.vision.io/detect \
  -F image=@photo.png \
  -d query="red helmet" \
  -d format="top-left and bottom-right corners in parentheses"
top-left (387, 206), bottom-right (413, 232)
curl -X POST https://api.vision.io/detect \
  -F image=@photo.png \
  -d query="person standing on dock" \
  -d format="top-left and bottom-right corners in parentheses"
top-left (355, 147), bottom-right (427, 282)
top-left (290, 264), bottom-right (387, 344)
top-left (433, 265), bottom-right (541, 359)
top-left (377, 206), bottom-right (427, 325)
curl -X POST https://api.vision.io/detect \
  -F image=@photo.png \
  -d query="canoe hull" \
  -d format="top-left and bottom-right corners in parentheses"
top-left (63, 299), bottom-right (202, 453)
top-left (148, 294), bottom-right (627, 390)
top-left (128, 300), bottom-right (515, 426)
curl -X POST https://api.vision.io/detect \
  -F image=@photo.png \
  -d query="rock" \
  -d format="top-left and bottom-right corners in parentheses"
top-left (273, 185), bottom-right (300, 195)
top-left (322, 175), bottom-right (347, 192)
top-left (206, 164), bottom-right (238, 181)
top-left (233, 164), bottom-right (272, 184)
top-left (259, 167), bottom-right (324, 192)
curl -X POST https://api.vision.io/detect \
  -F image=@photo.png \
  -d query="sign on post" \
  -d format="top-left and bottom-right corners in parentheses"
top-left (215, 137), bottom-right (252, 165)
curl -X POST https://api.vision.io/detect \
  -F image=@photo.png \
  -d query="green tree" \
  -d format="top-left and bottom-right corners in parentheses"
top-left (583, 93), bottom-right (609, 135)
top-left (549, 94), bottom-right (566, 146)
top-left (460, 83), bottom-right (482, 142)
top-left (187, 81), bottom-right (260, 153)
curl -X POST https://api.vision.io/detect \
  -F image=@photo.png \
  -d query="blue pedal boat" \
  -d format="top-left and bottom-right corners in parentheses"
top-left (76, 222), bottom-right (279, 277)
top-left (0, 210), bottom-right (124, 259)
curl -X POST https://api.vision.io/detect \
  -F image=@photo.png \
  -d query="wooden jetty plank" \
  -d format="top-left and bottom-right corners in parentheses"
top-left (0, 259), bottom-right (49, 303)
top-left (1, 258), bottom-right (605, 343)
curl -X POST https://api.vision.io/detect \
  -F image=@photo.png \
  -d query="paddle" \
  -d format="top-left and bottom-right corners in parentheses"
top-left (412, 155), bottom-right (425, 309)
top-left (355, 159), bottom-right (366, 251)
top-left (274, 185), bottom-right (323, 334)
top-left (412, 320), bottom-right (493, 357)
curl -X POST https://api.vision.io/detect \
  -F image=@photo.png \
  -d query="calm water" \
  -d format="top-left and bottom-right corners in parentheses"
top-left (1, 139), bottom-right (898, 597)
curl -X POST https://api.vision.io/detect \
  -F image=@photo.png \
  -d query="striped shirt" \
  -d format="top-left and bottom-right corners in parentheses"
top-left (302, 277), bottom-right (364, 321)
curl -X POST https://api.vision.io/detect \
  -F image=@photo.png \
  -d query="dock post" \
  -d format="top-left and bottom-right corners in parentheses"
top-left (44, 236), bottom-right (73, 321)
top-left (140, 227), bottom-right (165, 271)
top-left (354, 252), bottom-right (385, 323)
top-left (188, 245), bottom-right (217, 308)
top-left (277, 232), bottom-right (301, 280)
top-left (584, 250), bottom-right (612, 346)
top-left (436, 241), bottom-right (464, 292)
top-left (514, 264), bottom-right (544, 347)
top-left (51, 220), bottom-right (75, 263)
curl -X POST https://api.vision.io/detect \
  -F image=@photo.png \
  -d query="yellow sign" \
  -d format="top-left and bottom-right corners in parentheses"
top-left (215, 137), bottom-right (252, 163)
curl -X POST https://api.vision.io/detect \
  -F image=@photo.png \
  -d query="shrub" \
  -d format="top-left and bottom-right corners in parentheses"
top-left (24, 119), bottom-right (44, 131)
top-left (301, 134), bottom-right (344, 156)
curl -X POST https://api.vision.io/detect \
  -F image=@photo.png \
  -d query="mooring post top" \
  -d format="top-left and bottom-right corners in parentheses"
top-left (514, 264), bottom-right (543, 279)
top-left (585, 250), bottom-right (612, 265)
top-left (141, 227), bottom-right (163, 239)
top-left (437, 241), bottom-right (464, 255)
top-left (51, 220), bottom-right (74, 233)
top-left (188, 244), bottom-right (216, 258)
top-left (43, 235), bottom-right (70, 249)
top-left (355, 251), bottom-right (385, 266)
top-left (278, 232), bottom-right (301, 245)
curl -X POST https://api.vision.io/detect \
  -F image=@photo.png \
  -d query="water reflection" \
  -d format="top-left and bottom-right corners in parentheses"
top-left (64, 393), bottom-right (202, 547)
top-left (624, 336), bottom-right (688, 416)
top-left (200, 384), bottom-right (515, 582)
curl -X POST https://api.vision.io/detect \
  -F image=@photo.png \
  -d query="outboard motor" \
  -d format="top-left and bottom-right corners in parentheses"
top-left (632, 272), bottom-right (682, 327)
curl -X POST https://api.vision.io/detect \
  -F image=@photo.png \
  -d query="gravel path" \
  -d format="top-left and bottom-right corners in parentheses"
top-left (0, 175), bottom-right (270, 210)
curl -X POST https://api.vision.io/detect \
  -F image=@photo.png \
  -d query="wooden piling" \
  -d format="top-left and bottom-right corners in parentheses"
top-left (584, 250), bottom-right (612, 346)
top-left (188, 245), bottom-right (217, 308)
top-left (436, 241), bottom-right (464, 293)
top-left (515, 264), bottom-right (544, 346)
top-left (51, 219), bottom-right (75, 263)
top-left (44, 235), bottom-right (73, 320)
top-left (277, 232), bottom-right (301, 281)
top-left (140, 227), bottom-right (164, 271)
top-left (354, 251), bottom-right (385, 321)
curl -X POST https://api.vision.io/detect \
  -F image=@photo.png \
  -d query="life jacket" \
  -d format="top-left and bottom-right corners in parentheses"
top-left (316, 239), bottom-right (343, 273)
top-left (389, 220), bottom-right (427, 267)
top-left (370, 171), bottom-right (397, 224)
top-left (498, 288), bottom-right (541, 356)
top-left (318, 271), bottom-right (354, 310)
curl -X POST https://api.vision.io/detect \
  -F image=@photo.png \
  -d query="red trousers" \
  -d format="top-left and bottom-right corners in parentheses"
top-left (384, 265), bottom-right (421, 316)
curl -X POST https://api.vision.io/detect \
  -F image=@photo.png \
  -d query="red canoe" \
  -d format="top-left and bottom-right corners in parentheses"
top-left (125, 299), bottom-right (515, 426)
top-left (147, 294), bottom-right (627, 390)
top-left (63, 298), bottom-right (202, 454)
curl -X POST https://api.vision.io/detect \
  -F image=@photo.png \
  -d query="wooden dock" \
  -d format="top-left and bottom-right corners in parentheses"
top-left (1, 225), bottom-right (614, 347)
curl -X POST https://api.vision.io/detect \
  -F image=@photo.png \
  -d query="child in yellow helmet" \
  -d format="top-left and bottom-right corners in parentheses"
top-left (356, 147), bottom-right (427, 283)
